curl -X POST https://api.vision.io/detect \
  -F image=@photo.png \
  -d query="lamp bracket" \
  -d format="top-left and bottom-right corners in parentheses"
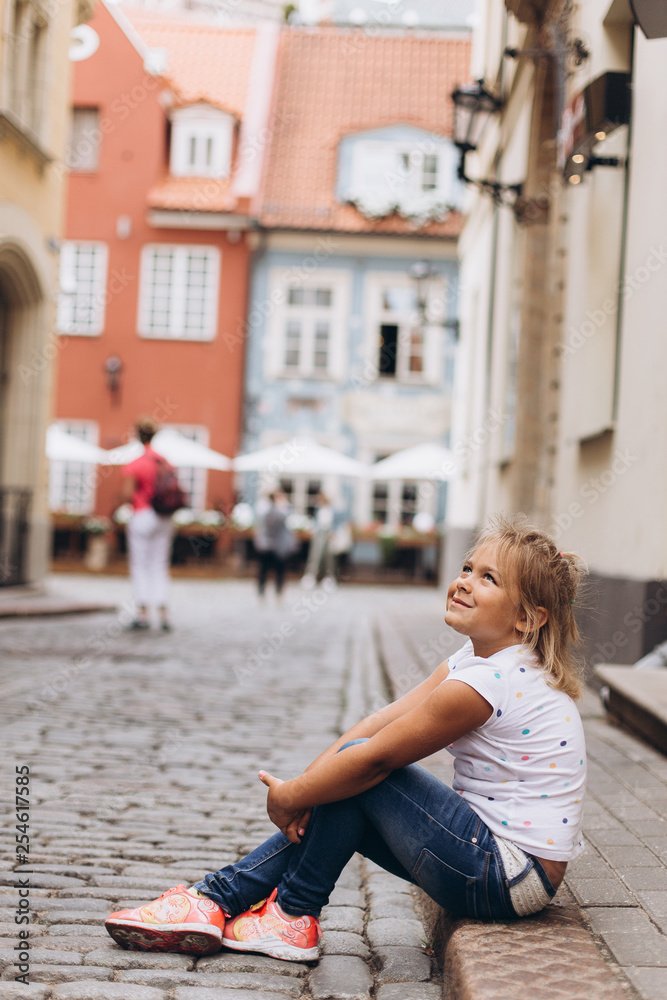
top-left (504, 36), bottom-right (590, 67)
top-left (457, 148), bottom-right (523, 208)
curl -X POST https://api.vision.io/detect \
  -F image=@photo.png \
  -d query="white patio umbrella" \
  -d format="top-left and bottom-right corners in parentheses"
top-left (233, 437), bottom-right (368, 478)
top-left (369, 443), bottom-right (457, 481)
top-left (103, 429), bottom-right (231, 470)
top-left (46, 425), bottom-right (109, 464)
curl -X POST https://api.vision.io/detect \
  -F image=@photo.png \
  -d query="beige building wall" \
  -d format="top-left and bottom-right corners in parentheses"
top-left (447, 0), bottom-right (666, 666)
top-left (548, 6), bottom-right (667, 666)
top-left (554, 25), bottom-right (667, 583)
top-left (0, 0), bottom-right (91, 584)
top-left (0, 0), bottom-right (90, 585)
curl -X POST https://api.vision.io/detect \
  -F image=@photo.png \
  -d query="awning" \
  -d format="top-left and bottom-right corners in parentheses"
top-left (103, 429), bottom-right (231, 471)
top-left (234, 438), bottom-right (368, 478)
top-left (46, 425), bottom-right (109, 464)
top-left (369, 443), bottom-right (457, 480)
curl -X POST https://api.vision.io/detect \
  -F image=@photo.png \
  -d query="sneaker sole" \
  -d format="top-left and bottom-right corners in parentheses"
top-left (106, 918), bottom-right (222, 956)
top-left (222, 933), bottom-right (318, 962)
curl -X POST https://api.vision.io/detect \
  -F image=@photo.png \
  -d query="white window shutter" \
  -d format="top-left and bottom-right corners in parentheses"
top-left (91, 245), bottom-right (108, 334)
top-left (56, 244), bottom-right (76, 332)
top-left (56, 242), bottom-right (107, 336)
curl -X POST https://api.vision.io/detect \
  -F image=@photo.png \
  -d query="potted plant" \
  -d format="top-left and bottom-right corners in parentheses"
top-left (82, 515), bottom-right (112, 571)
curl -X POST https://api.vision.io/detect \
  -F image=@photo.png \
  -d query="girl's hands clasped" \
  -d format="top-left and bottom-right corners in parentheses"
top-left (259, 770), bottom-right (312, 844)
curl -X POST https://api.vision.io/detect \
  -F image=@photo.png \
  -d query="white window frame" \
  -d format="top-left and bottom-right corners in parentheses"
top-left (66, 107), bottom-right (101, 172)
top-left (362, 272), bottom-right (443, 386)
top-left (169, 104), bottom-right (234, 179)
top-left (56, 241), bottom-right (108, 336)
top-left (137, 244), bottom-right (220, 342)
top-left (278, 477), bottom-right (323, 519)
top-left (367, 464), bottom-right (436, 530)
top-left (48, 420), bottom-right (99, 515)
top-left (266, 268), bottom-right (350, 381)
top-left (163, 424), bottom-right (208, 512)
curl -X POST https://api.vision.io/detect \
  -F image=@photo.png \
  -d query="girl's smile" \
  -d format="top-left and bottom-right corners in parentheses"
top-left (445, 543), bottom-right (526, 658)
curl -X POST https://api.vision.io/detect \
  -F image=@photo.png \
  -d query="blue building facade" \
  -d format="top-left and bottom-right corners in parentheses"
top-left (239, 233), bottom-right (459, 529)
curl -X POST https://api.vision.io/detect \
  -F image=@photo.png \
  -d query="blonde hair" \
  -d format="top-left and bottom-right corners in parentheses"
top-left (469, 514), bottom-right (587, 700)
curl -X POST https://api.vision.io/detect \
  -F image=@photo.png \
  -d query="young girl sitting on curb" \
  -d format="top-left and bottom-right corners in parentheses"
top-left (105, 515), bottom-right (587, 961)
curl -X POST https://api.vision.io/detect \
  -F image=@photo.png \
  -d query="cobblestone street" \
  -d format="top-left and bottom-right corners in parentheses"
top-left (0, 578), bottom-right (447, 1000)
top-left (2, 575), bottom-right (667, 1000)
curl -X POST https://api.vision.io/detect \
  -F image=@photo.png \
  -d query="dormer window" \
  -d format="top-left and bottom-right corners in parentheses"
top-left (337, 125), bottom-right (461, 222)
top-left (169, 104), bottom-right (235, 179)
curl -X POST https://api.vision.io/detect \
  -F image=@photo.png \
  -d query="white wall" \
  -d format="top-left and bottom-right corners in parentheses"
top-left (552, 29), bottom-right (667, 579)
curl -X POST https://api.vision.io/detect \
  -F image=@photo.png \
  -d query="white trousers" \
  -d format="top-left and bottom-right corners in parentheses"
top-left (127, 507), bottom-right (173, 607)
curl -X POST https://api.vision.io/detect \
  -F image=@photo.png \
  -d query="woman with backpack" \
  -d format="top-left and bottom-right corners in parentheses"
top-left (121, 416), bottom-right (183, 631)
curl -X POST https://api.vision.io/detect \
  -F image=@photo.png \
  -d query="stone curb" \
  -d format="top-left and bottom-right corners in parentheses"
top-left (0, 601), bottom-right (116, 618)
top-left (423, 887), bottom-right (632, 1000)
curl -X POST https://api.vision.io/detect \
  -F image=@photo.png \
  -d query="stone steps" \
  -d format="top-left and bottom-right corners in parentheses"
top-left (595, 665), bottom-right (667, 754)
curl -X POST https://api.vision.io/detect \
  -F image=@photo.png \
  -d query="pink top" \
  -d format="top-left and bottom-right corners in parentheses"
top-left (122, 446), bottom-right (161, 511)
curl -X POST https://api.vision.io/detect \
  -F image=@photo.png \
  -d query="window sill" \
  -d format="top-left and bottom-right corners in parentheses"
top-left (376, 374), bottom-right (430, 386)
top-left (277, 371), bottom-right (339, 381)
top-left (56, 329), bottom-right (102, 337)
top-left (0, 109), bottom-right (53, 172)
top-left (137, 332), bottom-right (216, 343)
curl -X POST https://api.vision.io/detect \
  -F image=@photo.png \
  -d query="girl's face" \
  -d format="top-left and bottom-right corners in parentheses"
top-left (445, 543), bottom-right (526, 658)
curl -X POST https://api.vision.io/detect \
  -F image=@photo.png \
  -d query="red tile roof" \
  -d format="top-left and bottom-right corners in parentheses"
top-left (126, 12), bottom-right (470, 231)
top-left (124, 8), bottom-right (256, 116)
top-left (258, 28), bottom-right (471, 236)
top-left (146, 175), bottom-right (236, 212)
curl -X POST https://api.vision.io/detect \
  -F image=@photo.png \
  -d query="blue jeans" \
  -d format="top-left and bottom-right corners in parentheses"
top-left (195, 741), bottom-right (556, 921)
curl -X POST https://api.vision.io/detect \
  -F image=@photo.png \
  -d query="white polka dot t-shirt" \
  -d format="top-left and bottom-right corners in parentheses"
top-left (444, 639), bottom-right (586, 861)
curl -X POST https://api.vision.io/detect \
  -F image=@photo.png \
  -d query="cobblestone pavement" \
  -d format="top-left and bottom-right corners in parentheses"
top-left (2, 575), bottom-right (667, 1000)
top-left (0, 577), bottom-right (441, 1000)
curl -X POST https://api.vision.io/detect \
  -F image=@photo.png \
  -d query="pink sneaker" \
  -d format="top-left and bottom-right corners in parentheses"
top-left (105, 885), bottom-right (224, 956)
top-left (222, 888), bottom-right (321, 961)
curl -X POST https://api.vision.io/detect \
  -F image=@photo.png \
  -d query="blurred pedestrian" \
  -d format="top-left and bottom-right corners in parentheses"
top-left (254, 491), bottom-right (295, 599)
top-left (121, 417), bottom-right (176, 630)
top-left (301, 491), bottom-right (335, 588)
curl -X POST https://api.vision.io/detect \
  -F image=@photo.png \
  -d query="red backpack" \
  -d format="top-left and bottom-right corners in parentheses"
top-left (150, 455), bottom-right (187, 515)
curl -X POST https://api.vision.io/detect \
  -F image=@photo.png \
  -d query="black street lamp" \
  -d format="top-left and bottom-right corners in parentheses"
top-left (451, 79), bottom-right (523, 207)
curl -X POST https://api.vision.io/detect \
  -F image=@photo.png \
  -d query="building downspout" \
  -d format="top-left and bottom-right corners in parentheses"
top-left (478, 202), bottom-right (500, 526)
top-left (611, 29), bottom-right (635, 423)
top-left (478, 9), bottom-right (509, 526)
